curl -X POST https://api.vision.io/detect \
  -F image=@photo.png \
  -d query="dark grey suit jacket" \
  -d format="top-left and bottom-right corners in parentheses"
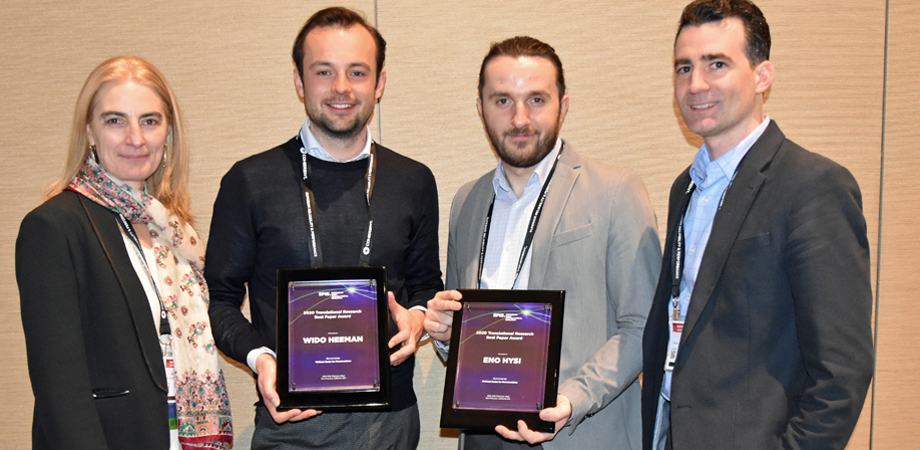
top-left (641, 121), bottom-right (874, 450)
top-left (17, 190), bottom-right (169, 450)
top-left (446, 144), bottom-right (661, 449)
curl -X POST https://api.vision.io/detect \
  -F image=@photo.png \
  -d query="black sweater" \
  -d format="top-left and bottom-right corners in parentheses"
top-left (205, 136), bottom-right (443, 410)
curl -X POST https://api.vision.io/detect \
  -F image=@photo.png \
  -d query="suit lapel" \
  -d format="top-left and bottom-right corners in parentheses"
top-left (461, 175), bottom-right (496, 289)
top-left (79, 195), bottom-right (169, 393)
top-left (680, 122), bottom-right (784, 341)
top-left (528, 145), bottom-right (580, 289)
top-left (668, 170), bottom-right (696, 296)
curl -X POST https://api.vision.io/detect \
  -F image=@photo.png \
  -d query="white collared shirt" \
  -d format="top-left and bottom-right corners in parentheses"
top-left (479, 138), bottom-right (563, 290)
top-left (432, 139), bottom-right (563, 357)
top-left (299, 118), bottom-right (372, 162)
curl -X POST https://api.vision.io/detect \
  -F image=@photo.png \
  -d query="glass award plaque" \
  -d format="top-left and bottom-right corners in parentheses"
top-left (440, 289), bottom-right (564, 432)
top-left (276, 267), bottom-right (391, 411)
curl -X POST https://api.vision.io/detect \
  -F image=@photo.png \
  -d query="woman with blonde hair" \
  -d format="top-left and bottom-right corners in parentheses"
top-left (16, 56), bottom-right (232, 450)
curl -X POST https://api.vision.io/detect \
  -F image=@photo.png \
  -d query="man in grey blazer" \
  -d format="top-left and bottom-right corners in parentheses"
top-left (425, 36), bottom-right (661, 449)
top-left (642, 1), bottom-right (874, 449)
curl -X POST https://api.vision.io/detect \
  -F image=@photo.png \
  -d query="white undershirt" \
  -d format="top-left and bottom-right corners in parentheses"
top-left (121, 230), bottom-right (161, 336)
top-left (120, 227), bottom-right (180, 450)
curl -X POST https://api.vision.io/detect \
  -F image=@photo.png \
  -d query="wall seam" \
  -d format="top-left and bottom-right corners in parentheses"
top-left (374, 0), bottom-right (383, 145)
top-left (869, 0), bottom-right (890, 448)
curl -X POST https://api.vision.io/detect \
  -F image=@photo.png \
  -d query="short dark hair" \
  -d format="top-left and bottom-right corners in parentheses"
top-left (478, 36), bottom-right (566, 99)
top-left (677, 0), bottom-right (771, 66)
top-left (292, 7), bottom-right (386, 80)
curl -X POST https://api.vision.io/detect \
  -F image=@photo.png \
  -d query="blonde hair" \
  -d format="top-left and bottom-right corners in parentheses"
top-left (47, 56), bottom-right (193, 224)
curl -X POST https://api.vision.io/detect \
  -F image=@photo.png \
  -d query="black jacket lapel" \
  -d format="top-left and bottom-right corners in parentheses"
top-left (79, 195), bottom-right (168, 393)
top-left (680, 122), bottom-right (784, 342)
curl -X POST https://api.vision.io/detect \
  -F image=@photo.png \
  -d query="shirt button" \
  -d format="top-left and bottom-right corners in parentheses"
top-left (505, 244), bottom-right (512, 251)
top-left (702, 197), bottom-right (710, 203)
top-left (689, 247), bottom-right (696, 254)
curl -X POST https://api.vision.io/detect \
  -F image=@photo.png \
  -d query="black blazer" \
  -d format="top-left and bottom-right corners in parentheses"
top-left (17, 190), bottom-right (169, 450)
top-left (641, 121), bottom-right (874, 450)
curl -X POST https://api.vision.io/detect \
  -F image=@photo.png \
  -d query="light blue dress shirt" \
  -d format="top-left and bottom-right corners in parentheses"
top-left (660, 117), bottom-right (771, 400)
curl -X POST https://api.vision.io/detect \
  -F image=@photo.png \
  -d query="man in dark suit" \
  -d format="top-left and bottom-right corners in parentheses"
top-left (641, 1), bottom-right (874, 449)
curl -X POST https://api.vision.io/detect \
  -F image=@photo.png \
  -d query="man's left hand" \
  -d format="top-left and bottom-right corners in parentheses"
top-left (387, 291), bottom-right (425, 366)
top-left (495, 395), bottom-right (572, 444)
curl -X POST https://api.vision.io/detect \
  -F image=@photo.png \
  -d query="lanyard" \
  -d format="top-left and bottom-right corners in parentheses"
top-left (115, 214), bottom-right (178, 431)
top-left (115, 214), bottom-right (171, 340)
top-left (671, 181), bottom-right (695, 301)
top-left (670, 172), bottom-right (737, 320)
top-left (297, 135), bottom-right (376, 268)
top-left (476, 146), bottom-right (563, 289)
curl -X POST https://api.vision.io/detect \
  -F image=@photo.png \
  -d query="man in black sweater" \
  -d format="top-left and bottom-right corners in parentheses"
top-left (205, 7), bottom-right (442, 449)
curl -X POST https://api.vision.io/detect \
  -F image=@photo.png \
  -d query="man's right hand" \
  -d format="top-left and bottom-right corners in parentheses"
top-left (255, 353), bottom-right (320, 423)
top-left (423, 290), bottom-right (464, 342)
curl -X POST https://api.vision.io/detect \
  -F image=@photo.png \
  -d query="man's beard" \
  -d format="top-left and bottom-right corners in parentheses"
top-left (310, 113), bottom-right (366, 141)
top-left (486, 121), bottom-right (561, 169)
top-left (307, 99), bottom-right (374, 142)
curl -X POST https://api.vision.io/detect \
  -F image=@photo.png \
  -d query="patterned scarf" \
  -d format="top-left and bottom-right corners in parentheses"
top-left (69, 156), bottom-right (232, 449)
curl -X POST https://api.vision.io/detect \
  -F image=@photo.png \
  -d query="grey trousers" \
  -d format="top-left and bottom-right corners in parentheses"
top-left (459, 431), bottom-right (543, 450)
top-left (652, 394), bottom-right (672, 450)
top-left (252, 403), bottom-right (420, 450)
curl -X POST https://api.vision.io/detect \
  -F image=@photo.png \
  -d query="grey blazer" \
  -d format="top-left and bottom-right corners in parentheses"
top-left (445, 144), bottom-right (661, 449)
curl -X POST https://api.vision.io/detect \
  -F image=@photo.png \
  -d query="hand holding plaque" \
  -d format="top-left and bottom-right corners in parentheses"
top-left (255, 353), bottom-right (320, 423)
top-left (439, 289), bottom-right (564, 432)
top-left (276, 267), bottom-right (392, 411)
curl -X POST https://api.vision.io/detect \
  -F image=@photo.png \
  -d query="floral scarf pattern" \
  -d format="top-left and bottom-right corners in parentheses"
top-left (69, 157), bottom-right (232, 449)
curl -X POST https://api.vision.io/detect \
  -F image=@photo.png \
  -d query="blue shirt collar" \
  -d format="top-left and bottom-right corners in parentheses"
top-left (689, 116), bottom-right (771, 189)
